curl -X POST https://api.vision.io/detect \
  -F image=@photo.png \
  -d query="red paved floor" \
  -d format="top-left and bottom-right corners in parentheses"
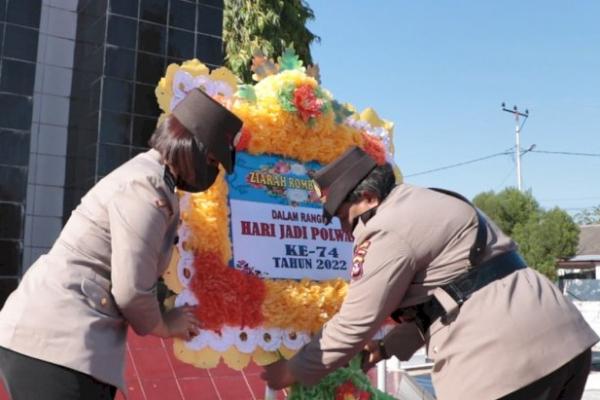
top-left (120, 330), bottom-right (287, 400)
top-left (0, 329), bottom-right (288, 400)
top-left (0, 330), bottom-right (384, 399)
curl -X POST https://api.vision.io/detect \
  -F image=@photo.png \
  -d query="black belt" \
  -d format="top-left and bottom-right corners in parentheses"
top-left (391, 250), bottom-right (527, 332)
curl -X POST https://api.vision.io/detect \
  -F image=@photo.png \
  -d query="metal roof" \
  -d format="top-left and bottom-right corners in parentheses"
top-left (578, 225), bottom-right (600, 258)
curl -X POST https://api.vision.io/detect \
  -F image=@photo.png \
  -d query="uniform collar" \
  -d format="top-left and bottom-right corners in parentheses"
top-left (352, 207), bottom-right (377, 238)
top-left (146, 149), bottom-right (176, 193)
top-left (351, 207), bottom-right (377, 232)
top-left (163, 166), bottom-right (176, 193)
top-left (352, 215), bottom-right (368, 240)
top-left (351, 184), bottom-right (404, 238)
top-left (147, 148), bottom-right (162, 162)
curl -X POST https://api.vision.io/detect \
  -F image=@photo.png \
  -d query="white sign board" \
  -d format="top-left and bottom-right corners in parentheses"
top-left (230, 200), bottom-right (353, 280)
top-left (227, 152), bottom-right (353, 281)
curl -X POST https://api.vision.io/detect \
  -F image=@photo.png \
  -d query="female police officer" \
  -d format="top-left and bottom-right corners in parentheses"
top-left (0, 89), bottom-right (242, 399)
top-left (262, 146), bottom-right (598, 400)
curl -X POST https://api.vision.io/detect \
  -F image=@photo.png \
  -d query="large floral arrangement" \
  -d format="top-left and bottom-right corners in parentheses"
top-left (156, 50), bottom-right (400, 395)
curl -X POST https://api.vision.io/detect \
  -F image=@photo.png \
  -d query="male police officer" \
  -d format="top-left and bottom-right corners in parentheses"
top-left (262, 146), bottom-right (598, 399)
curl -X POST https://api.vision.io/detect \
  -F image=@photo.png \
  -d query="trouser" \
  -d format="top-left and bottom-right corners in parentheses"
top-left (500, 348), bottom-right (592, 400)
top-left (0, 346), bottom-right (116, 400)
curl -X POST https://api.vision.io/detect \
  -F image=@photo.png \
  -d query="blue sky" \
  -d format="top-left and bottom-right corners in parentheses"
top-left (307, 1), bottom-right (600, 216)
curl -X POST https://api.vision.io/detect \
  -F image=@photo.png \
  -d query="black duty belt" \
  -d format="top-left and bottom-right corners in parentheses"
top-left (391, 250), bottom-right (527, 332)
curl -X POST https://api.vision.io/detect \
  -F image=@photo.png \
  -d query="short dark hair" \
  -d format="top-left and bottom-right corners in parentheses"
top-left (346, 163), bottom-right (396, 203)
top-left (149, 115), bottom-right (203, 182)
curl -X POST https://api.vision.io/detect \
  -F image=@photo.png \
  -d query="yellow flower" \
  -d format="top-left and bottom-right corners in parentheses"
top-left (182, 169), bottom-right (231, 264)
top-left (262, 279), bottom-right (348, 333)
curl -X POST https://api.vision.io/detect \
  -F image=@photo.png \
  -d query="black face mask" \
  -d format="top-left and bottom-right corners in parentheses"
top-left (174, 140), bottom-right (221, 193)
top-left (176, 163), bottom-right (219, 193)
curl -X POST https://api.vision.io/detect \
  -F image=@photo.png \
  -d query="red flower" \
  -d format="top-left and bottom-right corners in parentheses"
top-left (190, 251), bottom-right (266, 330)
top-left (235, 127), bottom-right (252, 151)
top-left (335, 380), bottom-right (371, 400)
top-left (293, 84), bottom-right (322, 122)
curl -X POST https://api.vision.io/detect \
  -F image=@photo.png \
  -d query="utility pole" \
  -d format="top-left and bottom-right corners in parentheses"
top-left (501, 103), bottom-right (529, 191)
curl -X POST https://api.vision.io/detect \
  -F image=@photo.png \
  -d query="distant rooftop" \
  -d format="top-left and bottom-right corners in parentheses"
top-left (557, 225), bottom-right (600, 269)
top-left (578, 225), bottom-right (600, 258)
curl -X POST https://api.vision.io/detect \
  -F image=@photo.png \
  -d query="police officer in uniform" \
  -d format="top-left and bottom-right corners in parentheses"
top-left (0, 89), bottom-right (242, 399)
top-left (262, 146), bottom-right (598, 399)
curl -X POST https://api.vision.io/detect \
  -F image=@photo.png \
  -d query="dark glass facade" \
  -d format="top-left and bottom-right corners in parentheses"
top-left (0, 0), bottom-right (225, 306)
top-left (64, 0), bottom-right (225, 221)
top-left (0, 0), bottom-right (42, 306)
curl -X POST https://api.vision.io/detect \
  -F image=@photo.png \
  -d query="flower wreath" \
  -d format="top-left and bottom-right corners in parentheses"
top-left (156, 50), bottom-right (400, 398)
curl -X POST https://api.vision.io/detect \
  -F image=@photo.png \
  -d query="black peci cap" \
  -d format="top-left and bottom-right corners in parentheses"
top-left (310, 146), bottom-right (377, 224)
top-left (172, 89), bottom-right (243, 173)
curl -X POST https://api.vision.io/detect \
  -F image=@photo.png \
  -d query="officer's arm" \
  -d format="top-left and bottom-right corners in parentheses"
top-left (108, 178), bottom-right (170, 335)
top-left (288, 230), bottom-right (416, 385)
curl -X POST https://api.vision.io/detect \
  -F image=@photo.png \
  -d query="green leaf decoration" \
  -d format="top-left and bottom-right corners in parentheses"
top-left (236, 84), bottom-right (257, 102)
top-left (251, 49), bottom-right (279, 81)
top-left (288, 356), bottom-right (397, 400)
top-left (332, 100), bottom-right (354, 124)
top-left (278, 47), bottom-right (305, 72)
top-left (320, 101), bottom-right (332, 115)
top-left (278, 83), bottom-right (297, 113)
top-left (315, 87), bottom-right (332, 115)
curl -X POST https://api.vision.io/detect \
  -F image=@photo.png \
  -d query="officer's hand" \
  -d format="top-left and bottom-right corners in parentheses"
top-left (260, 359), bottom-right (296, 390)
top-left (361, 340), bottom-right (384, 372)
top-left (163, 305), bottom-right (199, 340)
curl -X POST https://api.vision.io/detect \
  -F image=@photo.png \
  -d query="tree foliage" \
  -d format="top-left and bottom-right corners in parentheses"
top-left (574, 205), bottom-right (600, 225)
top-left (223, 0), bottom-right (320, 83)
top-left (472, 188), bottom-right (540, 236)
top-left (512, 208), bottom-right (580, 279)
top-left (473, 188), bottom-right (579, 280)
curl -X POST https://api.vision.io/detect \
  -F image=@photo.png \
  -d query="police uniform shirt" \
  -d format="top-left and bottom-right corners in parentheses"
top-left (288, 183), bottom-right (598, 400)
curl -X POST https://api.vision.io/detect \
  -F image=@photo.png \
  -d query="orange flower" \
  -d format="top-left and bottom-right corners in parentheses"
top-left (360, 132), bottom-right (386, 165)
top-left (262, 278), bottom-right (348, 333)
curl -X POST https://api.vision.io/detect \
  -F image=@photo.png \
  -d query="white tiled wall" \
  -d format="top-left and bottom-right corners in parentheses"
top-left (23, 0), bottom-right (78, 270)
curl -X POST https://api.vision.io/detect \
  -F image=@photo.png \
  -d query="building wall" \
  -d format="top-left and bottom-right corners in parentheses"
top-left (23, 0), bottom-right (77, 273)
top-left (0, 0), bottom-right (42, 306)
top-left (0, 0), bottom-right (225, 306)
top-left (64, 0), bottom-right (225, 219)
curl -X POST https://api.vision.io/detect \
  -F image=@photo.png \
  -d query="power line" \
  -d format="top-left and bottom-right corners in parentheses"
top-left (404, 150), bottom-right (512, 177)
top-left (403, 147), bottom-right (599, 179)
top-left (530, 150), bottom-right (600, 157)
top-left (540, 196), bottom-right (600, 201)
top-left (496, 166), bottom-right (516, 190)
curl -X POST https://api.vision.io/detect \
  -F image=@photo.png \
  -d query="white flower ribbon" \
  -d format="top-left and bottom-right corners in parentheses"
top-left (185, 329), bottom-right (213, 350)
top-left (176, 249), bottom-right (195, 288)
top-left (170, 70), bottom-right (234, 111)
top-left (282, 331), bottom-right (310, 350)
top-left (174, 289), bottom-right (199, 308)
top-left (233, 327), bottom-right (259, 354)
top-left (257, 327), bottom-right (283, 352)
